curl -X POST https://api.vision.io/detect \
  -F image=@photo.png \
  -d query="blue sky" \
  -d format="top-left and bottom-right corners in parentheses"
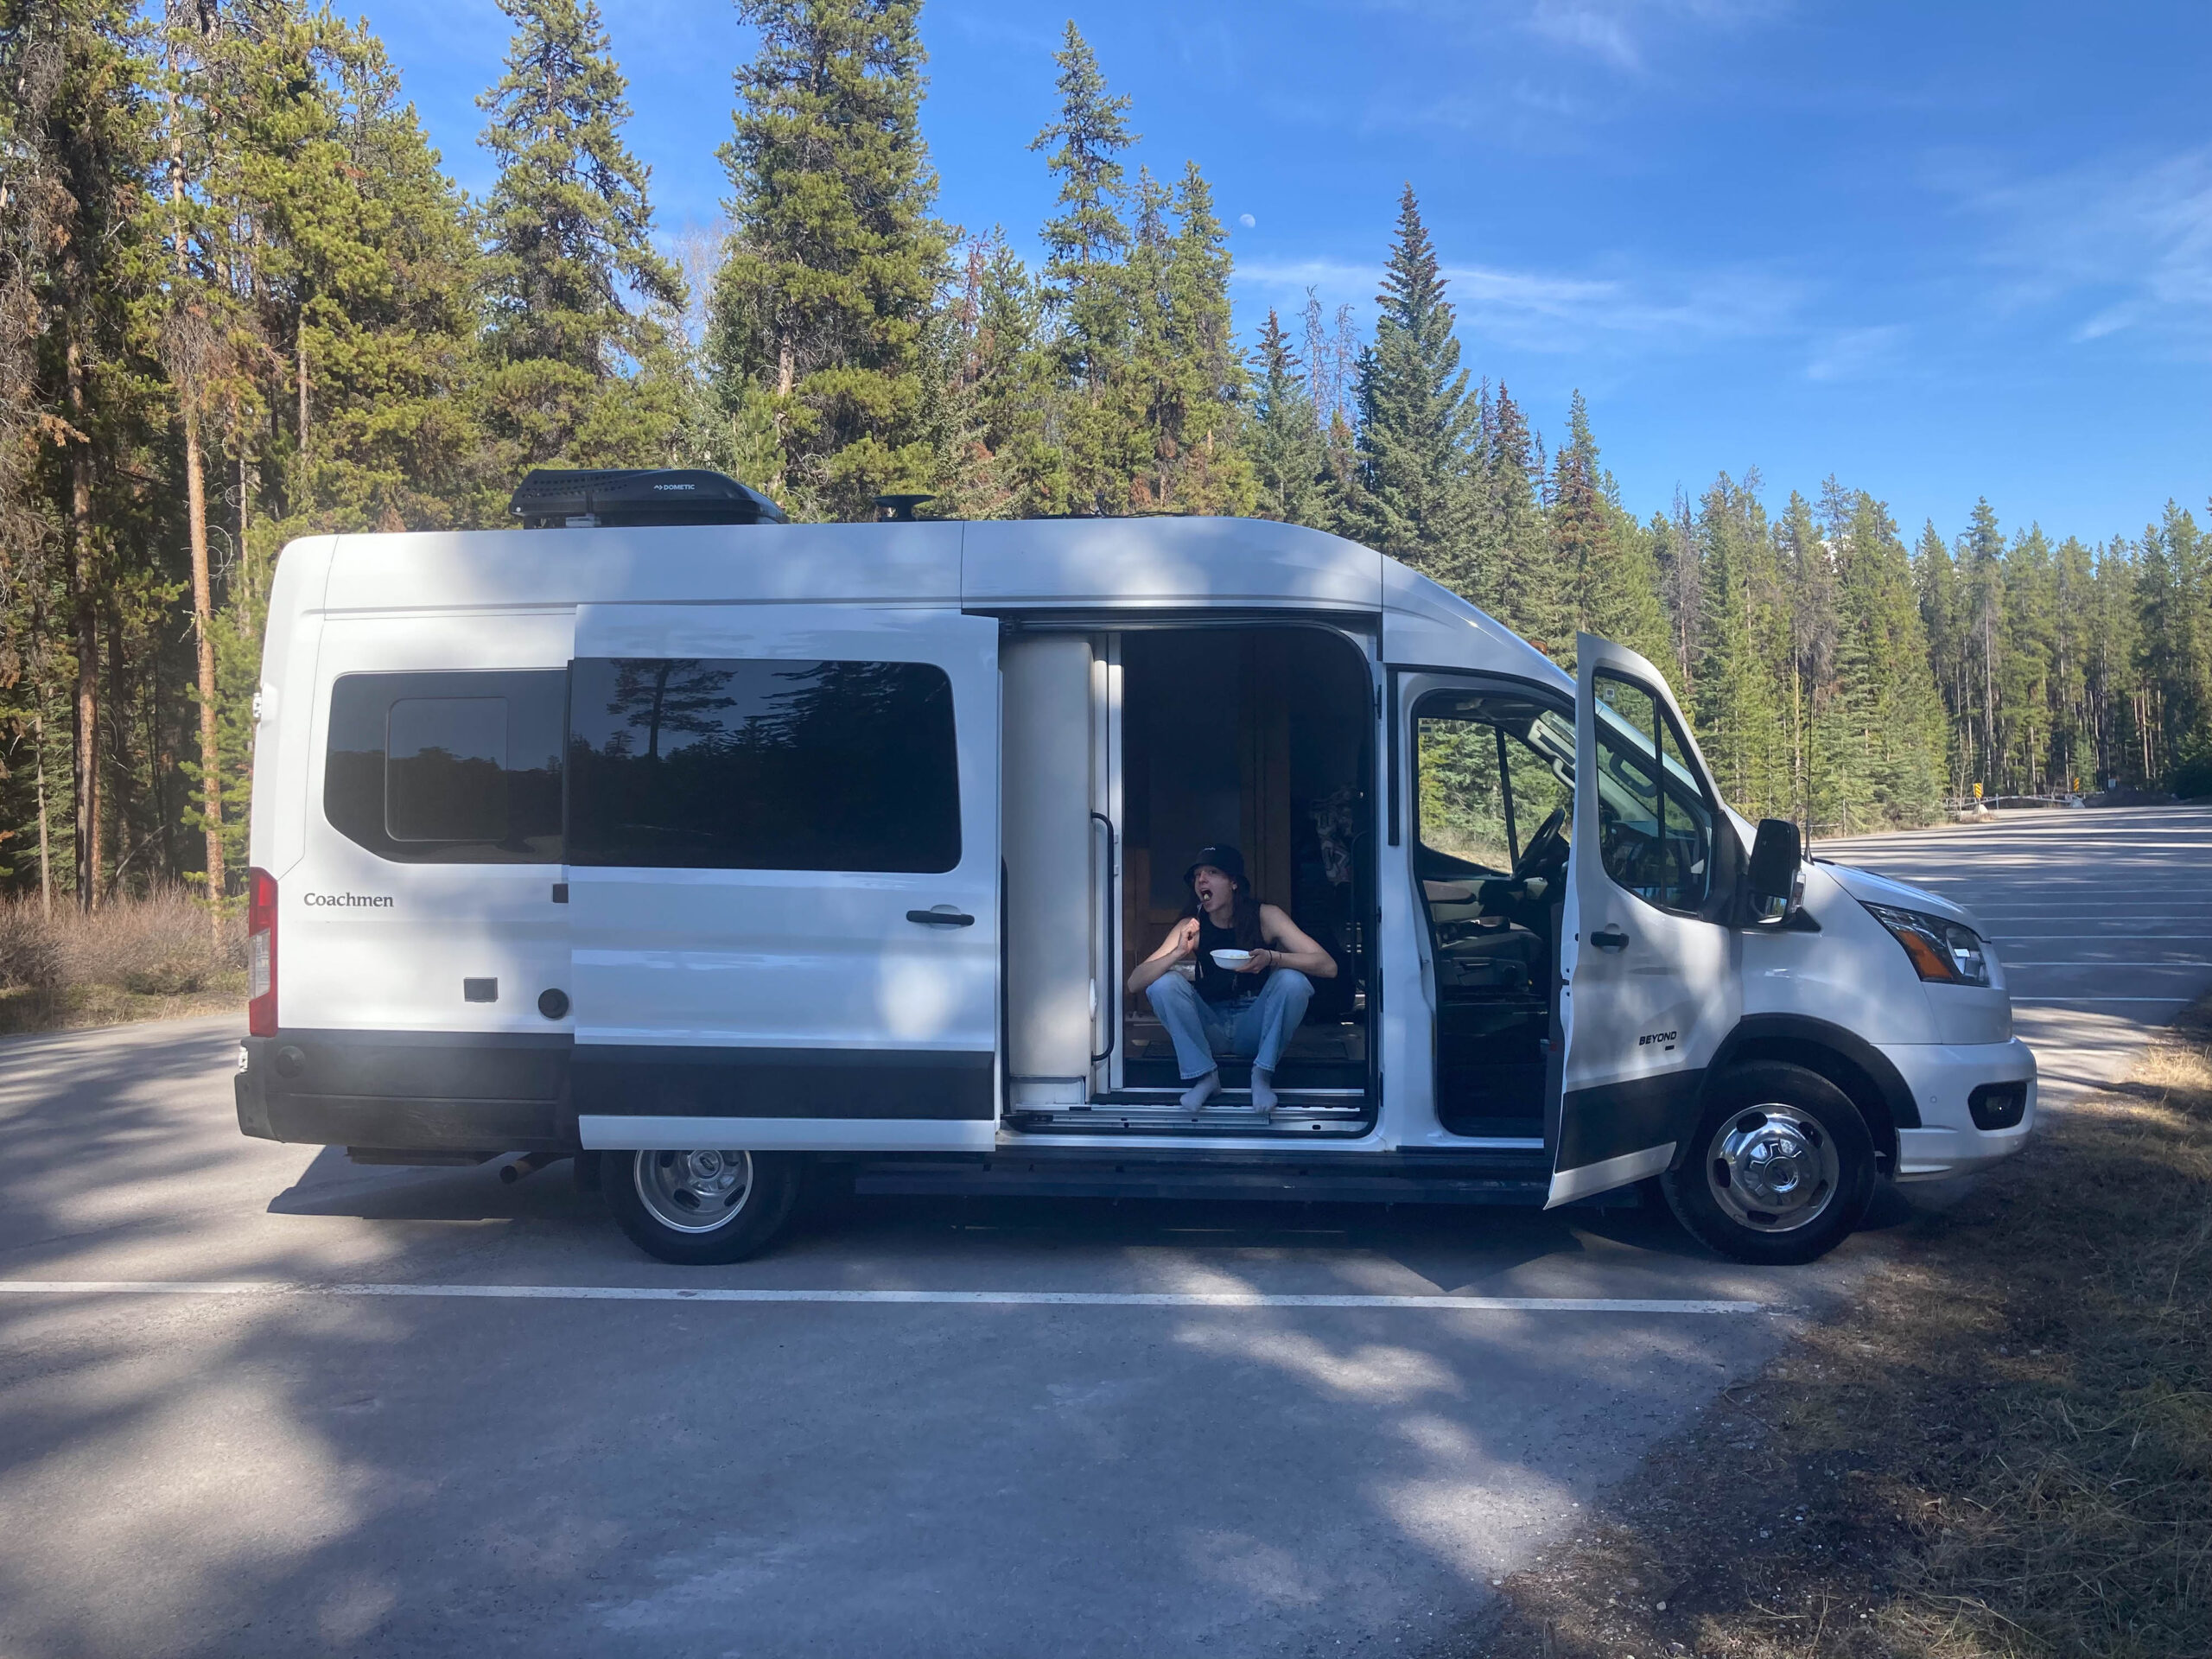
top-left (372, 0), bottom-right (2210, 549)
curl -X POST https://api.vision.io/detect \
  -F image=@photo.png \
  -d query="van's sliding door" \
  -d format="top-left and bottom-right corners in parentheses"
top-left (566, 604), bottom-right (1001, 1153)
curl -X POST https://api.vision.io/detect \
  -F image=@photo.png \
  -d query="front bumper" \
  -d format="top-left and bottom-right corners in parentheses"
top-left (1876, 1036), bottom-right (2037, 1179)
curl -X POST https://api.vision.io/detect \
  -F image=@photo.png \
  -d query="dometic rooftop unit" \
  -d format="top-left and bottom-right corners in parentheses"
top-left (509, 467), bottom-right (787, 530)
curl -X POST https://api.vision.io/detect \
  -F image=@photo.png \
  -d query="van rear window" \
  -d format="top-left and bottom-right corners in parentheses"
top-left (566, 657), bottom-right (960, 872)
top-left (324, 671), bottom-right (565, 863)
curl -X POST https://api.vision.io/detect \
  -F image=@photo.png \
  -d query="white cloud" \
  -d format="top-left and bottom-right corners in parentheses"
top-left (1523, 0), bottom-right (1784, 72)
top-left (1805, 324), bottom-right (1908, 383)
top-left (1233, 254), bottom-right (1802, 355)
top-left (1953, 144), bottom-right (2212, 352)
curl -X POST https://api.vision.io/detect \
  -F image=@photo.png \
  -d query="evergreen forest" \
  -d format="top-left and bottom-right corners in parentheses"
top-left (3, 0), bottom-right (2207, 911)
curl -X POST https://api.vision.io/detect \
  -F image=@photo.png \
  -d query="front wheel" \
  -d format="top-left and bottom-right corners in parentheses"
top-left (1660, 1063), bottom-right (1875, 1266)
top-left (604, 1148), bottom-right (802, 1265)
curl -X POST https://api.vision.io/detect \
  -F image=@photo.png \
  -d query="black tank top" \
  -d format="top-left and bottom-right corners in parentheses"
top-left (1194, 912), bottom-right (1268, 1004)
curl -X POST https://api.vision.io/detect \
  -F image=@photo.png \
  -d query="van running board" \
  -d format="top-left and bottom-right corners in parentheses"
top-left (850, 1160), bottom-right (1643, 1209)
top-left (1005, 1090), bottom-right (1370, 1136)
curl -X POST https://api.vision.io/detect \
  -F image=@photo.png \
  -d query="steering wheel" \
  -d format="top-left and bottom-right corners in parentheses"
top-left (1513, 805), bottom-right (1568, 880)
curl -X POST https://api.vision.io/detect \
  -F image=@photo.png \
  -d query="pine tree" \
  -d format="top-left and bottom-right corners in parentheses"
top-left (226, 10), bottom-right (484, 533)
top-left (1550, 391), bottom-right (1666, 670)
top-left (1914, 520), bottom-right (1967, 796)
top-left (2050, 535), bottom-right (2094, 792)
top-left (7, 0), bottom-right (164, 906)
top-left (1246, 308), bottom-right (1325, 525)
top-left (1354, 185), bottom-right (1478, 595)
top-left (1486, 383), bottom-right (1556, 649)
top-left (1030, 21), bottom-right (1132, 391)
top-left (1958, 499), bottom-right (2005, 795)
top-left (1027, 22), bottom-right (1136, 514)
top-left (1840, 489), bottom-right (1943, 823)
top-left (477, 0), bottom-right (683, 474)
top-left (1694, 472), bottom-right (1787, 816)
top-left (709, 0), bottom-right (948, 521)
top-left (1122, 161), bottom-right (1249, 515)
top-left (1651, 488), bottom-right (1701, 696)
top-left (2139, 502), bottom-right (2212, 779)
top-left (1999, 525), bottom-right (2057, 793)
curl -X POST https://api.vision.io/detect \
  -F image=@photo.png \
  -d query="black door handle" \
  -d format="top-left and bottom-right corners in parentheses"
top-left (1591, 925), bottom-right (1630, 950)
top-left (906, 909), bottom-right (976, 927)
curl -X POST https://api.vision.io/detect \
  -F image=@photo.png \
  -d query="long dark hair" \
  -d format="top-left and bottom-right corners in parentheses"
top-left (1185, 878), bottom-right (1266, 951)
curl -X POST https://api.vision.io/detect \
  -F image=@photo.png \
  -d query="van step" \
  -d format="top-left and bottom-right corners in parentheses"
top-left (851, 1160), bottom-right (1637, 1209)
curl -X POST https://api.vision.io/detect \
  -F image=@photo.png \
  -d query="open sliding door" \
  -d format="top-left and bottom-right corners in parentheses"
top-left (567, 603), bottom-right (1001, 1153)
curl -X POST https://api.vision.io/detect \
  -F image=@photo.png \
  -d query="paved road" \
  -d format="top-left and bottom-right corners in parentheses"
top-left (1820, 803), bottom-right (2212, 1107)
top-left (3, 805), bottom-right (2207, 1658)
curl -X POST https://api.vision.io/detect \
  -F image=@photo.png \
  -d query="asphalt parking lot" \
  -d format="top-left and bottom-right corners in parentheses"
top-left (2, 804), bottom-right (2206, 1658)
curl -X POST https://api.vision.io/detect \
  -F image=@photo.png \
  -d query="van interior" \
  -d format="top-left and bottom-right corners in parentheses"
top-left (1114, 627), bottom-right (1376, 1125)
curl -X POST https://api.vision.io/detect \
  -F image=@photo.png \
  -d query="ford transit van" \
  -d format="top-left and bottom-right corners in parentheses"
top-left (233, 470), bottom-right (2036, 1267)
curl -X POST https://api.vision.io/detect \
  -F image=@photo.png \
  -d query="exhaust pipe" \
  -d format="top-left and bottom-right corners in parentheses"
top-left (499, 1149), bottom-right (563, 1185)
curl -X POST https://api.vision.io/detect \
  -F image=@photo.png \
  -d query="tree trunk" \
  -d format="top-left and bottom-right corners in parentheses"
top-left (35, 709), bottom-right (53, 920)
top-left (296, 316), bottom-right (308, 460)
top-left (166, 9), bottom-right (227, 914)
top-left (184, 407), bottom-right (225, 905)
top-left (63, 331), bottom-right (100, 912)
top-left (105, 607), bottom-right (129, 899)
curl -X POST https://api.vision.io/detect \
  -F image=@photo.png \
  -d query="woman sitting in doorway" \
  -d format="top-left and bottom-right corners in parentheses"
top-left (1127, 844), bottom-right (1339, 1113)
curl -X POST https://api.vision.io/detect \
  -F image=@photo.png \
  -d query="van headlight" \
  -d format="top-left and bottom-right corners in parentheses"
top-left (1862, 903), bottom-right (1992, 987)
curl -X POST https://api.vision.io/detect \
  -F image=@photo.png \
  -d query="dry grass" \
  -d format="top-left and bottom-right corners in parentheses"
top-left (1464, 1001), bottom-right (2212, 1659)
top-left (0, 889), bottom-right (245, 1033)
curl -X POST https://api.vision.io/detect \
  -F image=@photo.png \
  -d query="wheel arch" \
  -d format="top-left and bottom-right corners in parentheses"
top-left (1700, 1014), bottom-right (1920, 1175)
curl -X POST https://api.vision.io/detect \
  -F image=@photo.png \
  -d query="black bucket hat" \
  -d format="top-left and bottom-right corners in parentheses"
top-left (1183, 844), bottom-right (1249, 888)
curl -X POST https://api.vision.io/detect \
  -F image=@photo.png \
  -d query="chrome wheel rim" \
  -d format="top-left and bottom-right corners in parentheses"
top-left (633, 1149), bottom-right (755, 1235)
top-left (1704, 1105), bottom-right (1839, 1233)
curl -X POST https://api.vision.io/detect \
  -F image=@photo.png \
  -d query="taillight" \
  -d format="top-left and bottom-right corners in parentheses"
top-left (247, 867), bottom-right (278, 1036)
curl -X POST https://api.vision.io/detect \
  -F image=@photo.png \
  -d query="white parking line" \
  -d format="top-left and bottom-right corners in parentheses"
top-left (0, 1280), bottom-right (1773, 1314)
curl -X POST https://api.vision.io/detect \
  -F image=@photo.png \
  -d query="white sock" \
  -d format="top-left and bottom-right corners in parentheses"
top-left (1250, 1070), bottom-right (1278, 1112)
top-left (1180, 1071), bottom-right (1222, 1110)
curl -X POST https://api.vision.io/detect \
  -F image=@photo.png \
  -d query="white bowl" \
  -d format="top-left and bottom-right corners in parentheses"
top-left (1210, 949), bottom-right (1252, 968)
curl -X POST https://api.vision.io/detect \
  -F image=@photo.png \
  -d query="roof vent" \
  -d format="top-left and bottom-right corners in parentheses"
top-left (509, 468), bottom-right (788, 530)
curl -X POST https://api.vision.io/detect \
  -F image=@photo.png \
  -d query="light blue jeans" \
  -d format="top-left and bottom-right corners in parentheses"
top-left (1147, 969), bottom-right (1314, 1080)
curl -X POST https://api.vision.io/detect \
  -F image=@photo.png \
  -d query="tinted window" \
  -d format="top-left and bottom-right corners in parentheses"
top-left (566, 657), bottom-right (961, 872)
top-left (1592, 672), bottom-right (1713, 912)
top-left (325, 671), bottom-right (565, 863)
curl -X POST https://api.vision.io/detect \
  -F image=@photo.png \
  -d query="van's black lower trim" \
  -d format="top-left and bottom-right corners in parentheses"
top-left (573, 1045), bottom-right (995, 1121)
top-left (1555, 1069), bottom-right (1707, 1174)
top-left (238, 1030), bottom-right (571, 1152)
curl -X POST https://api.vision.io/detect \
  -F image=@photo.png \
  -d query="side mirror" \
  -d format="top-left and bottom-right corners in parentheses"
top-left (1748, 817), bottom-right (1803, 918)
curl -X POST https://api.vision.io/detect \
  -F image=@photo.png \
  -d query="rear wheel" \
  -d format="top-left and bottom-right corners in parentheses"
top-left (604, 1147), bottom-right (802, 1265)
top-left (1660, 1063), bottom-right (1875, 1266)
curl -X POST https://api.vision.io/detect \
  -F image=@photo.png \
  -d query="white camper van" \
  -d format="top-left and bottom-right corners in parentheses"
top-left (234, 469), bottom-right (2036, 1268)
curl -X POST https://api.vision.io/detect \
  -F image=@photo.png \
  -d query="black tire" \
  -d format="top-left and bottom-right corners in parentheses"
top-left (1660, 1062), bottom-right (1875, 1266)
top-left (603, 1147), bottom-right (803, 1266)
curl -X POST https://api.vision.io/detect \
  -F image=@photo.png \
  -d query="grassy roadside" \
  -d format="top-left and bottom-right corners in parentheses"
top-left (0, 891), bottom-right (245, 1036)
top-left (0, 982), bottom-right (243, 1036)
top-left (1465, 1000), bottom-right (2212, 1659)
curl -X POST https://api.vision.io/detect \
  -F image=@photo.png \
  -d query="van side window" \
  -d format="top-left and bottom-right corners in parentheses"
top-left (566, 657), bottom-right (960, 873)
top-left (1591, 672), bottom-right (1713, 913)
top-left (324, 671), bottom-right (565, 863)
